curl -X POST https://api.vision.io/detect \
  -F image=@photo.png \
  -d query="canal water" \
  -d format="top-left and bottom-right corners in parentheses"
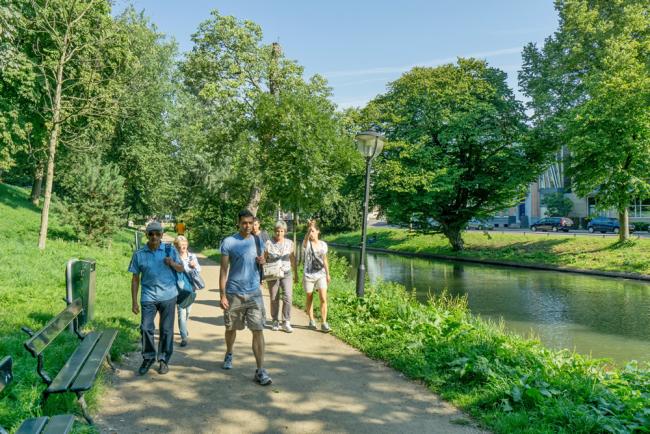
top-left (331, 246), bottom-right (650, 364)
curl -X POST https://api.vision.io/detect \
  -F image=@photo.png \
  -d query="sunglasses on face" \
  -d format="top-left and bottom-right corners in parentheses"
top-left (147, 231), bottom-right (162, 237)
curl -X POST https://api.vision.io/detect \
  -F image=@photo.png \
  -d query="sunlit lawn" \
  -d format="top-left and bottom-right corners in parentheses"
top-left (326, 228), bottom-right (650, 275)
top-left (0, 183), bottom-right (139, 432)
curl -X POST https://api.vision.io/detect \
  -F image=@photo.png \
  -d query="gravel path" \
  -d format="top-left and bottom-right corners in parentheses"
top-left (96, 253), bottom-right (486, 434)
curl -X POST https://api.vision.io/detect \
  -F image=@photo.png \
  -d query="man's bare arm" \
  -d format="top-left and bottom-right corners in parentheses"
top-left (219, 255), bottom-right (230, 309)
top-left (131, 274), bottom-right (140, 315)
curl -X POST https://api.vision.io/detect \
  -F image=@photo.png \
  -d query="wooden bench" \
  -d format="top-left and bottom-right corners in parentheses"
top-left (0, 356), bottom-right (75, 434)
top-left (21, 298), bottom-right (118, 424)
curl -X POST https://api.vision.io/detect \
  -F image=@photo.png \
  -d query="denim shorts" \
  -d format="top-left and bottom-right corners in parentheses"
top-left (224, 291), bottom-right (266, 331)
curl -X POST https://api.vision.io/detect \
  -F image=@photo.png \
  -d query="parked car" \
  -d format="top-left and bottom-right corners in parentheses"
top-left (408, 215), bottom-right (440, 231)
top-left (466, 218), bottom-right (494, 230)
top-left (530, 217), bottom-right (574, 232)
top-left (587, 217), bottom-right (635, 234)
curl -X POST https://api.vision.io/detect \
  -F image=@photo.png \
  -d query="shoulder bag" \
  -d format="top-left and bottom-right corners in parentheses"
top-left (188, 254), bottom-right (205, 290)
top-left (165, 243), bottom-right (195, 307)
top-left (308, 240), bottom-right (324, 272)
top-left (254, 235), bottom-right (284, 281)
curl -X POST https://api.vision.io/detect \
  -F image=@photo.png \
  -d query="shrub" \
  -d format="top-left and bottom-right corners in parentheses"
top-left (314, 195), bottom-right (362, 234)
top-left (60, 158), bottom-right (126, 245)
top-left (541, 192), bottom-right (573, 217)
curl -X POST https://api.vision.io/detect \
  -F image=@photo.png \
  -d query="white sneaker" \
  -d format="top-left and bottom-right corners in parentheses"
top-left (321, 322), bottom-right (331, 333)
top-left (308, 320), bottom-right (317, 330)
top-left (282, 322), bottom-right (293, 333)
top-left (271, 320), bottom-right (279, 331)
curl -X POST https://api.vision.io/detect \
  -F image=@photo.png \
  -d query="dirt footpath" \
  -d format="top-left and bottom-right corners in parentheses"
top-left (96, 254), bottom-right (486, 434)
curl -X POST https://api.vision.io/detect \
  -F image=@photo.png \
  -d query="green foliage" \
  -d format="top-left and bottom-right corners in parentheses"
top-left (520, 0), bottom-right (650, 240)
top-left (367, 59), bottom-right (546, 251)
top-left (107, 8), bottom-right (179, 218)
top-left (541, 192), bottom-right (573, 217)
top-left (311, 276), bottom-right (650, 433)
top-left (0, 184), bottom-right (139, 431)
top-left (176, 10), bottom-right (359, 241)
top-left (59, 158), bottom-right (126, 245)
top-left (314, 193), bottom-right (362, 234)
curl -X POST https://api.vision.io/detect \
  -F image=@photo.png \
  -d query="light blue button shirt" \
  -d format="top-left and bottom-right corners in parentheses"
top-left (220, 233), bottom-right (265, 295)
top-left (128, 243), bottom-right (179, 303)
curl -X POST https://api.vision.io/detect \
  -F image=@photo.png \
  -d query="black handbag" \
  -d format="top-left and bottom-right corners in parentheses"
top-left (308, 240), bottom-right (324, 272)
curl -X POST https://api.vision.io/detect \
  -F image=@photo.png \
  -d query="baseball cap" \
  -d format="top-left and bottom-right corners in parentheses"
top-left (146, 221), bottom-right (163, 234)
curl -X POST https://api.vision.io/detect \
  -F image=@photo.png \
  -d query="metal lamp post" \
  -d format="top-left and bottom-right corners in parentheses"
top-left (355, 130), bottom-right (385, 297)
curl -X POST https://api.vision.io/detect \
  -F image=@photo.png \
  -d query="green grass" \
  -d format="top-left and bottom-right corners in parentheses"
top-left (292, 257), bottom-right (650, 433)
top-left (201, 248), bottom-right (221, 263)
top-left (0, 184), bottom-right (141, 433)
top-left (326, 228), bottom-right (650, 275)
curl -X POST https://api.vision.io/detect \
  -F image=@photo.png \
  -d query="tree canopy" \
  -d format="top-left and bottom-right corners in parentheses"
top-left (368, 59), bottom-right (546, 250)
top-left (520, 0), bottom-right (650, 241)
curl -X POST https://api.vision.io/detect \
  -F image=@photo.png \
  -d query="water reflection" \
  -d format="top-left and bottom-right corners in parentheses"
top-left (334, 246), bottom-right (650, 363)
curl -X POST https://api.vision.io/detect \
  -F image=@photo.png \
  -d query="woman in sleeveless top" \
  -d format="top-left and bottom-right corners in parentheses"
top-left (265, 220), bottom-right (297, 332)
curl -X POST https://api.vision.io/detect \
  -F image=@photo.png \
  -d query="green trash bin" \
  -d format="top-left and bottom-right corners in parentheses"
top-left (66, 259), bottom-right (96, 327)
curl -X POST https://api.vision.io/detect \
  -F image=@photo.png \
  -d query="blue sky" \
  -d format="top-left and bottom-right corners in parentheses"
top-left (114, 1), bottom-right (559, 108)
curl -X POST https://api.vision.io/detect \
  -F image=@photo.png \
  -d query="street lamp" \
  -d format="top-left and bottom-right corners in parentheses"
top-left (355, 130), bottom-right (385, 297)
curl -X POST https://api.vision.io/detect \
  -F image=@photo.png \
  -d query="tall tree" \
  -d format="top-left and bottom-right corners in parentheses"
top-left (520, 0), bottom-right (650, 241)
top-left (369, 59), bottom-right (545, 250)
top-left (107, 8), bottom-right (178, 219)
top-left (17, 0), bottom-right (124, 249)
top-left (180, 11), bottom-right (354, 220)
top-left (0, 0), bottom-right (47, 187)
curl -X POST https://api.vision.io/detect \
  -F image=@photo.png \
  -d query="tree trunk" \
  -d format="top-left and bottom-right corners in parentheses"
top-left (30, 162), bottom-right (44, 205)
top-left (619, 207), bottom-right (630, 242)
top-left (294, 212), bottom-right (300, 263)
top-left (269, 42), bottom-right (281, 98)
top-left (38, 43), bottom-right (66, 250)
top-left (246, 185), bottom-right (261, 216)
top-left (443, 226), bottom-right (465, 251)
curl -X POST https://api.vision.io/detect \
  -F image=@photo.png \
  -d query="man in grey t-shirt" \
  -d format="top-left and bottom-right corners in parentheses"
top-left (219, 209), bottom-right (271, 385)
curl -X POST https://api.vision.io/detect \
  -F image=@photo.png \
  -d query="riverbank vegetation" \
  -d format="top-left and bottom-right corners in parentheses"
top-left (325, 228), bottom-right (650, 276)
top-left (293, 254), bottom-right (650, 433)
top-left (0, 184), bottom-right (140, 432)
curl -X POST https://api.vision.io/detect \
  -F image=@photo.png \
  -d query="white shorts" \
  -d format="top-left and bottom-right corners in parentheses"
top-left (303, 275), bottom-right (327, 293)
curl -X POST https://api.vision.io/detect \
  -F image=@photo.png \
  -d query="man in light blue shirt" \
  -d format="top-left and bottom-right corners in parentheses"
top-left (129, 221), bottom-right (185, 376)
top-left (219, 209), bottom-right (272, 385)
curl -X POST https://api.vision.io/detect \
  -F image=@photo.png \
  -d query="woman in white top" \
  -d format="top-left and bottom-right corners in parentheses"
top-left (265, 220), bottom-right (298, 333)
top-left (302, 222), bottom-right (331, 332)
top-left (173, 235), bottom-right (201, 347)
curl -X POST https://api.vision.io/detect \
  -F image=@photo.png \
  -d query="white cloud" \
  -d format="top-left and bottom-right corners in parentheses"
top-left (324, 47), bottom-right (522, 78)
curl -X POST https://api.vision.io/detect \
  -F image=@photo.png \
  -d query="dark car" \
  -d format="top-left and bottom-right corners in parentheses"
top-left (587, 217), bottom-right (635, 234)
top-left (530, 217), bottom-right (574, 232)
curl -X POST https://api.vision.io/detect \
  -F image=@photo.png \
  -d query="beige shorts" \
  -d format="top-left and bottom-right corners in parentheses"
top-left (303, 275), bottom-right (327, 294)
top-left (223, 292), bottom-right (266, 331)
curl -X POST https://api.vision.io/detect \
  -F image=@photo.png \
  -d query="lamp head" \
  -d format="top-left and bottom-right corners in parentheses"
top-left (355, 130), bottom-right (385, 159)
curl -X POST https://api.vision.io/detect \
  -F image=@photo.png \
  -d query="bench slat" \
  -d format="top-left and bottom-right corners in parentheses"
top-left (0, 356), bottom-right (12, 393)
top-left (70, 329), bottom-right (117, 392)
top-left (46, 332), bottom-right (101, 393)
top-left (41, 414), bottom-right (75, 434)
top-left (16, 417), bottom-right (48, 434)
top-left (24, 299), bottom-right (83, 356)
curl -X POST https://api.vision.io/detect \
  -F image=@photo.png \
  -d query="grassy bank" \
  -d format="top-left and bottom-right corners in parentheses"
top-left (292, 255), bottom-right (650, 433)
top-left (325, 228), bottom-right (650, 275)
top-left (0, 184), bottom-right (140, 432)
